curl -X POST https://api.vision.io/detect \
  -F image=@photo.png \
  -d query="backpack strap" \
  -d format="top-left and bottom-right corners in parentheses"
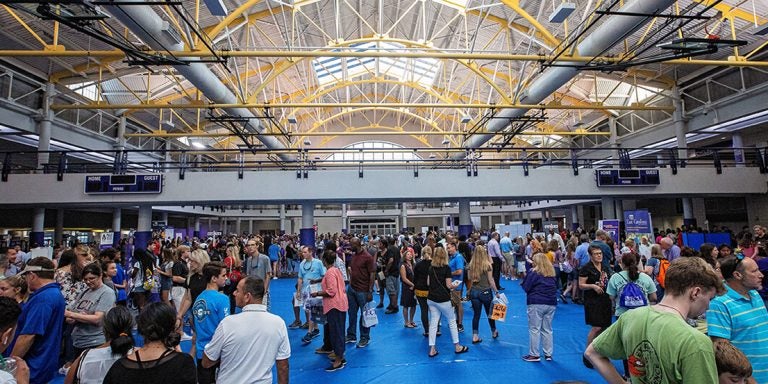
top-left (73, 348), bottom-right (91, 384)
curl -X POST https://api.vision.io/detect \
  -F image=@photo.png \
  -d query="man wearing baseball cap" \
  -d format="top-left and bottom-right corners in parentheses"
top-left (11, 257), bottom-right (66, 384)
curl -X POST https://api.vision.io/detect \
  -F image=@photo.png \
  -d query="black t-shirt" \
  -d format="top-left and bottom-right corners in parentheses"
top-left (579, 262), bottom-right (610, 303)
top-left (187, 273), bottom-right (206, 303)
top-left (413, 259), bottom-right (431, 291)
top-left (172, 262), bottom-right (189, 287)
top-left (385, 245), bottom-right (401, 276)
top-left (427, 265), bottom-right (452, 303)
top-left (103, 351), bottom-right (196, 384)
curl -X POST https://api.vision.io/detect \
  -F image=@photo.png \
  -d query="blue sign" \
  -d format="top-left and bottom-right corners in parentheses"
top-left (624, 210), bottom-right (652, 234)
top-left (85, 174), bottom-right (163, 194)
top-left (599, 219), bottom-right (621, 245)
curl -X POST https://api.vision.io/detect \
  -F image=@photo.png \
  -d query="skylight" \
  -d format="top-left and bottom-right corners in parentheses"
top-left (68, 81), bottom-right (98, 100)
top-left (326, 141), bottom-right (423, 162)
top-left (313, 42), bottom-right (441, 89)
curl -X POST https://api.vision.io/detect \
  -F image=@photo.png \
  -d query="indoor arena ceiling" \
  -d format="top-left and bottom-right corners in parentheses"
top-left (0, 0), bottom-right (766, 166)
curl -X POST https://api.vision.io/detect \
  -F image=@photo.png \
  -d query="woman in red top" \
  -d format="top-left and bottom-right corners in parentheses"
top-left (312, 249), bottom-right (349, 372)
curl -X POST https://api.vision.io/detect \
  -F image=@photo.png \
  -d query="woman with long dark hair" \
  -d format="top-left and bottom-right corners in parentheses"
top-left (130, 248), bottom-right (156, 311)
top-left (64, 306), bottom-right (134, 384)
top-left (103, 303), bottom-right (196, 384)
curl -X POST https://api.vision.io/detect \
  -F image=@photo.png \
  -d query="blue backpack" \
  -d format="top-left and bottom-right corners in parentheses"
top-left (618, 273), bottom-right (648, 309)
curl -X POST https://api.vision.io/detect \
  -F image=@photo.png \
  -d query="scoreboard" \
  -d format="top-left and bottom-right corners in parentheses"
top-left (85, 174), bottom-right (163, 194)
top-left (596, 169), bottom-right (660, 187)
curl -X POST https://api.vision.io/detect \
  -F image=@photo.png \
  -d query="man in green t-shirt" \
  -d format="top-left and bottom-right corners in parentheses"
top-left (585, 257), bottom-right (725, 383)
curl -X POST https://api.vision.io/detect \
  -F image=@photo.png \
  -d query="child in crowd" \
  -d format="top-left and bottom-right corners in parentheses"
top-left (714, 339), bottom-right (755, 384)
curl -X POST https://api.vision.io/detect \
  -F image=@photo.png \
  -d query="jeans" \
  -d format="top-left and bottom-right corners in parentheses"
top-left (527, 304), bottom-right (556, 357)
top-left (346, 288), bottom-right (371, 341)
top-left (327, 309), bottom-right (346, 357)
top-left (470, 288), bottom-right (495, 334)
top-left (428, 300), bottom-right (458, 347)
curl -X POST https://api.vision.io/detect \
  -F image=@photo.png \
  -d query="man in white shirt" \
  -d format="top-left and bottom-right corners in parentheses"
top-left (203, 277), bottom-right (290, 384)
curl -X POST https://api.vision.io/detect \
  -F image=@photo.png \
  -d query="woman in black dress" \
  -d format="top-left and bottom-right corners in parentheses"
top-left (400, 247), bottom-right (417, 327)
top-left (103, 303), bottom-right (196, 384)
top-left (578, 244), bottom-right (612, 365)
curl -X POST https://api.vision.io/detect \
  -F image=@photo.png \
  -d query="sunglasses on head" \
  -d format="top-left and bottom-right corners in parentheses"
top-left (734, 252), bottom-right (745, 269)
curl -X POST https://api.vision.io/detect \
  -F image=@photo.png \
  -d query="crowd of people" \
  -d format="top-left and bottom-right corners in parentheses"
top-left (0, 222), bottom-right (766, 384)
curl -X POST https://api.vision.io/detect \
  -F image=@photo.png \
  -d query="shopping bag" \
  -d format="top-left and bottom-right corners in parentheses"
top-left (490, 296), bottom-right (508, 322)
top-left (308, 299), bottom-right (327, 324)
top-left (362, 301), bottom-right (379, 328)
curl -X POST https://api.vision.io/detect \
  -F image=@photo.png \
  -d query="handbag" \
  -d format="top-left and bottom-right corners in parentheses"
top-left (362, 301), bottom-right (379, 327)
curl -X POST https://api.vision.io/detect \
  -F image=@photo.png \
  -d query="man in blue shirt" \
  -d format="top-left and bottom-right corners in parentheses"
top-left (707, 255), bottom-right (768, 384)
top-left (297, 246), bottom-right (326, 343)
top-left (12, 257), bottom-right (65, 384)
top-left (499, 232), bottom-right (514, 280)
top-left (267, 238), bottom-right (282, 280)
top-left (193, 261), bottom-right (230, 384)
top-left (447, 242), bottom-right (466, 332)
top-left (590, 230), bottom-right (613, 270)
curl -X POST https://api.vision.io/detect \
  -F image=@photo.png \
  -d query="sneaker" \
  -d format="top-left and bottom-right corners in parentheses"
top-left (301, 333), bottom-right (313, 343)
top-left (345, 336), bottom-right (357, 344)
top-left (300, 322), bottom-right (309, 329)
top-left (309, 329), bottom-right (320, 338)
top-left (457, 324), bottom-right (465, 333)
top-left (376, 303), bottom-right (384, 309)
top-left (272, 276), bottom-right (278, 280)
top-left (356, 339), bottom-right (369, 348)
top-left (545, 355), bottom-right (553, 361)
top-left (522, 355), bottom-right (541, 362)
top-left (384, 308), bottom-right (398, 314)
top-left (325, 362), bottom-right (345, 372)
top-left (181, 332), bottom-right (193, 341)
top-left (288, 320), bottom-right (301, 329)
top-left (58, 366), bottom-right (70, 376)
top-left (315, 347), bottom-right (333, 354)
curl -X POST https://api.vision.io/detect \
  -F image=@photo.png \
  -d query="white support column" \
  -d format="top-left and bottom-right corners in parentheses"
top-left (235, 218), bottom-right (242, 234)
top-left (342, 204), bottom-right (348, 232)
top-left (279, 205), bottom-right (287, 234)
top-left (672, 86), bottom-right (688, 161)
top-left (300, 203), bottom-right (315, 246)
top-left (733, 133), bottom-right (745, 167)
top-left (400, 203), bottom-right (408, 231)
top-left (601, 198), bottom-right (616, 219)
top-left (248, 219), bottom-right (253, 235)
top-left (36, 83), bottom-right (55, 173)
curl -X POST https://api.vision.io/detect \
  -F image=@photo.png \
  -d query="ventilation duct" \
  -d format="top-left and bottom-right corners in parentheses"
top-left (104, 2), bottom-right (291, 161)
top-left (454, 0), bottom-right (677, 158)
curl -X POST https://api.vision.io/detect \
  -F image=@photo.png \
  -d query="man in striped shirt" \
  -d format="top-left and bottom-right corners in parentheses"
top-left (707, 255), bottom-right (768, 384)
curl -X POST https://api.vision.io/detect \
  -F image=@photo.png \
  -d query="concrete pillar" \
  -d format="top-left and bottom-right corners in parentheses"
top-left (54, 209), bottom-right (64, 245)
top-left (400, 203), bottom-right (407, 232)
top-left (342, 204), bottom-right (349, 233)
top-left (248, 219), bottom-right (253, 235)
top-left (609, 117), bottom-right (619, 162)
top-left (300, 203), bottom-right (315, 246)
top-left (160, 212), bottom-right (168, 225)
top-left (692, 198), bottom-right (707, 230)
top-left (279, 205), bottom-right (286, 234)
top-left (115, 115), bottom-right (127, 151)
top-left (458, 200), bottom-right (472, 238)
top-left (732, 133), bottom-right (745, 167)
top-left (601, 197), bottom-right (616, 219)
top-left (30, 208), bottom-right (45, 246)
top-left (163, 140), bottom-right (172, 173)
top-left (672, 86), bottom-right (688, 161)
top-left (235, 218), bottom-right (242, 234)
top-left (193, 216), bottom-right (201, 238)
top-left (36, 83), bottom-right (55, 173)
top-left (682, 197), bottom-right (696, 227)
top-left (614, 199), bottom-right (623, 220)
top-left (135, 205), bottom-right (153, 250)
top-left (571, 206), bottom-right (579, 231)
top-left (112, 208), bottom-right (122, 247)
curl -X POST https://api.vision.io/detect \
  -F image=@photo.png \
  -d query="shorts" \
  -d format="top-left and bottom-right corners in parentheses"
top-left (567, 269), bottom-right (579, 281)
top-left (160, 276), bottom-right (172, 291)
top-left (385, 276), bottom-right (399, 293)
top-left (517, 261), bottom-right (526, 272)
top-left (503, 252), bottom-right (515, 265)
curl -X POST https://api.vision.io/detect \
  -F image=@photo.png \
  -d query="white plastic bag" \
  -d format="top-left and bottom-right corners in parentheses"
top-left (491, 294), bottom-right (509, 322)
top-left (362, 301), bottom-right (379, 327)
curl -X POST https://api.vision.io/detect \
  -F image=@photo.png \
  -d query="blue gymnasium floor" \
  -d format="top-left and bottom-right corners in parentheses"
top-left (53, 278), bottom-right (619, 383)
